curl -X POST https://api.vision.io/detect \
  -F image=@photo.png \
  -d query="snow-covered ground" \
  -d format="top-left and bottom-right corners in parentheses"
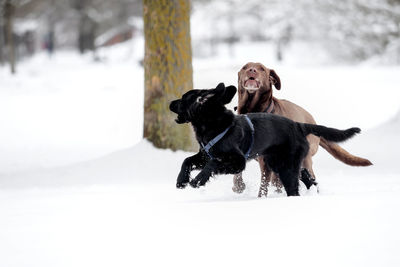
top-left (0, 40), bottom-right (144, 173)
top-left (1, 39), bottom-right (400, 267)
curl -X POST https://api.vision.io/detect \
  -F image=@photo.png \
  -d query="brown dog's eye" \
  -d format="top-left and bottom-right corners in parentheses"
top-left (260, 67), bottom-right (265, 72)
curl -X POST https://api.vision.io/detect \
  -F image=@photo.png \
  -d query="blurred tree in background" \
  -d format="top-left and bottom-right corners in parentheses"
top-left (0, 0), bottom-right (142, 73)
top-left (3, 0), bottom-right (16, 73)
top-left (0, 0), bottom-right (399, 72)
top-left (0, 2), bottom-right (6, 65)
top-left (303, 0), bottom-right (400, 62)
top-left (191, 0), bottom-right (400, 63)
top-left (143, 0), bottom-right (194, 151)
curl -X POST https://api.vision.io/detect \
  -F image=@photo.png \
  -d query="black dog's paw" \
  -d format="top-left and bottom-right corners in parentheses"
top-left (189, 178), bottom-right (206, 188)
top-left (189, 179), bottom-right (200, 188)
top-left (176, 171), bottom-right (190, 189)
top-left (176, 181), bottom-right (188, 189)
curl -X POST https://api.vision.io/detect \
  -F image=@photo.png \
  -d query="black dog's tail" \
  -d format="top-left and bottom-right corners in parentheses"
top-left (300, 123), bottom-right (361, 143)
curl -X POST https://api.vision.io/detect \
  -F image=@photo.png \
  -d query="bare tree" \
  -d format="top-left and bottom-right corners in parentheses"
top-left (143, 0), bottom-right (194, 150)
top-left (4, 0), bottom-right (15, 74)
top-left (0, 2), bottom-right (4, 65)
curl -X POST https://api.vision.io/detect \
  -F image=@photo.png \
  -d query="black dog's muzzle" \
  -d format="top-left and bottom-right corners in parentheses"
top-left (169, 99), bottom-right (188, 124)
top-left (169, 100), bottom-right (180, 113)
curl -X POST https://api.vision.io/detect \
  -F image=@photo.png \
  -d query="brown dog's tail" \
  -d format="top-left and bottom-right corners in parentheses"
top-left (319, 138), bottom-right (373, 166)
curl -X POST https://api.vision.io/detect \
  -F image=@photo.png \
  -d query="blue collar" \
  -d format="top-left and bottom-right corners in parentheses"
top-left (201, 125), bottom-right (232, 160)
top-left (201, 115), bottom-right (254, 160)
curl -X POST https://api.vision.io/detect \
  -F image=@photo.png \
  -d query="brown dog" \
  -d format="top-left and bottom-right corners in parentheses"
top-left (233, 62), bottom-right (372, 197)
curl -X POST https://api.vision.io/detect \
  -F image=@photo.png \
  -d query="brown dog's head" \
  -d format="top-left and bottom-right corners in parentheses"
top-left (238, 62), bottom-right (281, 94)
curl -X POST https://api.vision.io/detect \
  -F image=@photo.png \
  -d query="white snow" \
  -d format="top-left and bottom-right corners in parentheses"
top-left (1, 38), bottom-right (400, 267)
top-left (0, 39), bottom-right (144, 173)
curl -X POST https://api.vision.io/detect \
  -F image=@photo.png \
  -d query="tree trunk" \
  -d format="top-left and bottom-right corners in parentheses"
top-left (4, 0), bottom-right (15, 74)
top-left (0, 11), bottom-right (4, 65)
top-left (143, 0), bottom-right (194, 151)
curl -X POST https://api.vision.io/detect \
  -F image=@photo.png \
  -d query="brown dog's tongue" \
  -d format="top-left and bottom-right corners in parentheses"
top-left (244, 79), bottom-right (258, 89)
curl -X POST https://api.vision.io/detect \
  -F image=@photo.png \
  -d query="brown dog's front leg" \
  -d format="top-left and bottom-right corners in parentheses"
top-left (258, 157), bottom-right (272, 197)
top-left (232, 173), bottom-right (246, 193)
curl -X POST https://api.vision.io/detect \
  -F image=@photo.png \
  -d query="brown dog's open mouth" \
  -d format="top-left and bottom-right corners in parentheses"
top-left (244, 77), bottom-right (260, 91)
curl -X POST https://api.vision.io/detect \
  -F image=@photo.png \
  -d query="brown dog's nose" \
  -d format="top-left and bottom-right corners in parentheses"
top-left (247, 68), bottom-right (257, 74)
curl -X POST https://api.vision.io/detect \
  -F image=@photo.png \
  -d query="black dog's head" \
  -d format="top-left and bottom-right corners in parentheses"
top-left (169, 83), bottom-right (237, 124)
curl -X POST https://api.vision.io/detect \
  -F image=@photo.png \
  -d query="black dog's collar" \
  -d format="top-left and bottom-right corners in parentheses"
top-left (201, 115), bottom-right (254, 160)
top-left (201, 125), bottom-right (232, 159)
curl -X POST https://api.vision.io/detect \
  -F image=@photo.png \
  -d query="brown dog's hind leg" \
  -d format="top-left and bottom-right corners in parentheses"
top-left (302, 155), bottom-right (316, 179)
top-left (232, 173), bottom-right (246, 193)
top-left (300, 135), bottom-right (319, 190)
top-left (271, 172), bottom-right (283, 193)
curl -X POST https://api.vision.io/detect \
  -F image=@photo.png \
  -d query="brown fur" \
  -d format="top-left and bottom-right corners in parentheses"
top-left (232, 62), bottom-right (372, 196)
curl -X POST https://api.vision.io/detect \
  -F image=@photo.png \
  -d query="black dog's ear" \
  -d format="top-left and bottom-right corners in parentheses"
top-left (215, 82), bottom-right (225, 92)
top-left (220, 85), bottom-right (237, 104)
top-left (214, 82), bottom-right (226, 99)
top-left (214, 83), bottom-right (237, 104)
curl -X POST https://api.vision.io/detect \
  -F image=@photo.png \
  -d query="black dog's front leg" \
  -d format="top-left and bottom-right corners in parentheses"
top-left (176, 152), bottom-right (207, 189)
top-left (189, 159), bottom-right (219, 188)
top-left (189, 151), bottom-right (246, 188)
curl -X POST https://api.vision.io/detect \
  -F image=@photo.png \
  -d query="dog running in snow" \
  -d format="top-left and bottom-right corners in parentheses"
top-left (169, 83), bottom-right (363, 196)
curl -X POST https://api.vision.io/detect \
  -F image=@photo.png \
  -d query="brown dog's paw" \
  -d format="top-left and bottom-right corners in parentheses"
top-left (258, 187), bottom-right (268, 198)
top-left (232, 183), bottom-right (246, 194)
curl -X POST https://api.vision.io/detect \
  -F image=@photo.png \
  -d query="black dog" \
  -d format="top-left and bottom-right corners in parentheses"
top-left (169, 83), bottom-right (361, 196)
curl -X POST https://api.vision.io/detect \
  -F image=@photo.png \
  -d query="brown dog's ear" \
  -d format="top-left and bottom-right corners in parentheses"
top-left (270, 69), bottom-right (281, 90)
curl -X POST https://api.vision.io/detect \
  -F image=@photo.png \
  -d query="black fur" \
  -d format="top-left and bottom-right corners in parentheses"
top-left (169, 83), bottom-right (361, 196)
top-left (301, 124), bottom-right (360, 143)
